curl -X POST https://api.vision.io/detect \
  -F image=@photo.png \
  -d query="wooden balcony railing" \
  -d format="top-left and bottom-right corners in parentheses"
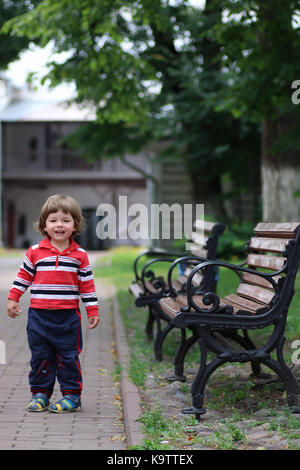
top-left (45, 150), bottom-right (102, 172)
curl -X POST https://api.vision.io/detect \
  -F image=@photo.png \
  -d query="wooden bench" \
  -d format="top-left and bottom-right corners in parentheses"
top-left (129, 220), bottom-right (226, 360)
top-left (159, 222), bottom-right (300, 419)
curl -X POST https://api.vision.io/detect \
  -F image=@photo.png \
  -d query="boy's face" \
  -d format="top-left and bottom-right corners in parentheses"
top-left (44, 210), bottom-right (75, 243)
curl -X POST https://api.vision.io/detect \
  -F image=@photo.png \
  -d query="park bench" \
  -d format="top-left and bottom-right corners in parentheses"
top-left (129, 220), bottom-right (226, 360)
top-left (159, 222), bottom-right (300, 419)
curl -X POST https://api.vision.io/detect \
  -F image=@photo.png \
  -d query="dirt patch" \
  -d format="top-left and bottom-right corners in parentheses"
top-left (140, 362), bottom-right (300, 450)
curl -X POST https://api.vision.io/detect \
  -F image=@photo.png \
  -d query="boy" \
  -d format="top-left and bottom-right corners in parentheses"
top-left (7, 194), bottom-right (100, 412)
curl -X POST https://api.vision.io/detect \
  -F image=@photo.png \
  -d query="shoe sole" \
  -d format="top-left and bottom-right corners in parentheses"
top-left (49, 406), bottom-right (81, 413)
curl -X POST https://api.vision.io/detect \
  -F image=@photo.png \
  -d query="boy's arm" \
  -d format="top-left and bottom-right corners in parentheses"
top-left (78, 252), bottom-right (100, 319)
top-left (8, 248), bottom-right (35, 303)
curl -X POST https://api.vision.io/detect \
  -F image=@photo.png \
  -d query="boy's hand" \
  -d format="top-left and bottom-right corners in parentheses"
top-left (88, 315), bottom-right (100, 329)
top-left (7, 300), bottom-right (22, 318)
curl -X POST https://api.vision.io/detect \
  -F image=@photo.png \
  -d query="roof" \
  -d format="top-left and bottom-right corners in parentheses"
top-left (0, 99), bottom-right (96, 122)
top-left (0, 83), bottom-right (96, 122)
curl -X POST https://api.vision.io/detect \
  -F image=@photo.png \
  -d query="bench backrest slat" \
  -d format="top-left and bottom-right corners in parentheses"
top-left (194, 220), bottom-right (218, 233)
top-left (227, 222), bottom-right (300, 315)
top-left (182, 220), bottom-right (226, 293)
top-left (248, 237), bottom-right (289, 253)
top-left (236, 283), bottom-right (275, 305)
top-left (190, 231), bottom-right (209, 247)
top-left (254, 222), bottom-right (300, 238)
top-left (247, 253), bottom-right (286, 271)
top-left (242, 272), bottom-right (281, 290)
top-left (188, 245), bottom-right (208, 258)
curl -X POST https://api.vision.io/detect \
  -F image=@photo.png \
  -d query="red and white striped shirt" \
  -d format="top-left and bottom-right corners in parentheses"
top-left (8, 237), bottom-right (99, 317)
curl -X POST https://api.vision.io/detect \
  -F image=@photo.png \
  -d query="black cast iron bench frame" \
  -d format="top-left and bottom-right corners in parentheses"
top-left (167, 222), bottom-right (300, 420)
top-left (129, 221), bottom-right (226, 360)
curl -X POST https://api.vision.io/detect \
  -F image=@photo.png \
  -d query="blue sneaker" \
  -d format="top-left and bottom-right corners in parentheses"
top-left (27, 392), bottom-right (50, 412)
top-left (49, 395), bottom-right (81, 413)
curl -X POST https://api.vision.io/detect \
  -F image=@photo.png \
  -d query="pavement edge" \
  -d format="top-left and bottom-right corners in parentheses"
top-left (111, 292), bottom-right (146, 449)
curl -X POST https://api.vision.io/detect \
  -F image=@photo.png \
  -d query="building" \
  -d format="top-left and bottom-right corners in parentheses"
top-left (0, 78), bottom-right (193, 250)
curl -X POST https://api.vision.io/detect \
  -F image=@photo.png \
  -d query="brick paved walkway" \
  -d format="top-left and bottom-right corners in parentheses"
top-left (0, 252), bottom-right (127, 450)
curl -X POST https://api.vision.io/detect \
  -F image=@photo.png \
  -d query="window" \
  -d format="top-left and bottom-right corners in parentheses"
top-left (29, 137), bottom-right (38, 161)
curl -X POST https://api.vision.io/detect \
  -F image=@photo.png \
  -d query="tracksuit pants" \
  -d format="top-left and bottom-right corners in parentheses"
top-left (26, 308), bottom-right (83, 397)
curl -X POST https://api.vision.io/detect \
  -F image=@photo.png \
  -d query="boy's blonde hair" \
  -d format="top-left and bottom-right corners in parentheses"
top-left (35, 194), bottom-right (84, 237)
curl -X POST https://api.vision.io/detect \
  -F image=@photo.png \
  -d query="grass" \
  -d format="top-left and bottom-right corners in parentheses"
top-left (94, 246), bottom-right (300, 450)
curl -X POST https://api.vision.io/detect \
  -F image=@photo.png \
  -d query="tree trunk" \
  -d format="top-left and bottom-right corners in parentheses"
top-left (189, 170), bottom-right (228, 221)
top-left (261, 116), bottom-right (300, 221)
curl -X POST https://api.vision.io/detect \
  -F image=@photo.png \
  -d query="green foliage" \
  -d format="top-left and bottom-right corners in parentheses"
top-left (0, 0), bottom-right (41, 70)
top-left (2, 0), bottom-right (262, 223)
top-left (213, 420), bottom-right (246, 449)
top-left (211, 0), bottom-right (300, 125)
top-left (128, 354), bottom-right (148, 387)
top-left (217, 222), bottom-right (254, 259)
top-left (5, 0), bottom-right (300, 221)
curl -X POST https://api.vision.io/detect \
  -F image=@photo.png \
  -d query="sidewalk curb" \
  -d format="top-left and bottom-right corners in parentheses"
top-left (111, 292), bottom-right (145, 449)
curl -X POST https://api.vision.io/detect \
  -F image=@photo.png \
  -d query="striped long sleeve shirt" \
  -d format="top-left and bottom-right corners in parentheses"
top-left (8, 237), bottom-right (99, 317)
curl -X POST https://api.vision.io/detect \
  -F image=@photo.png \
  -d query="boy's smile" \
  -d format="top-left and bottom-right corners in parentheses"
top-left (44, 210), bottom-right (75, 250)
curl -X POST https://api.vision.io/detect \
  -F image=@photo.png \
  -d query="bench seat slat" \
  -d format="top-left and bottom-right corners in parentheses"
top-left (144, 280), bottom-right (162, 293)
top-left (159, 297), bottom-right (184, 318)
top-left (223, 294), bottom-right (265, 313)
top-left (159, 295), bottom-right (246, 319)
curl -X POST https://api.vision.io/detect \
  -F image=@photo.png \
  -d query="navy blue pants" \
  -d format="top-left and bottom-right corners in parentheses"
top-left (27, 308), bottom-right (83, 397)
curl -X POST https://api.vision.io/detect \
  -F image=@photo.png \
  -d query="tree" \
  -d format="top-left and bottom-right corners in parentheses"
top-left (0, 0), bottom-right (41, 70)
top-left (3, 0), bottom-right (261, 222)
top-left (212, 0), bottom-right (300, 221)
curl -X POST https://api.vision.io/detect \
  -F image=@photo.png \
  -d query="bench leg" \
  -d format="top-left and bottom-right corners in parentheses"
top-left (262, 336), bottom-right (300, 413)
top-left (229, 329), bottom-right (266, 378)
top-left (145, 306), bottom-right (155, 340)
top-left (154, 322), bottom-right (174, 361)
top-left (215, 329), bottom-right (269, 378)
top-left (182, 337), bottom-right (227, 420)
top-left (165, 328), bottom-right (198, 383)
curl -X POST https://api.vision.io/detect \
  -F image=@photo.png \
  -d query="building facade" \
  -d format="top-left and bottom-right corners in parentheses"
top-left (1, 120), bottom-right (150, 249)
top-left (0, 79), bottom-right (193, 251)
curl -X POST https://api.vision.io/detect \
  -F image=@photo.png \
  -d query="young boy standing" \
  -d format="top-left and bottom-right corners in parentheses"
top-left (7, 194), bottom-right (100, 413)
